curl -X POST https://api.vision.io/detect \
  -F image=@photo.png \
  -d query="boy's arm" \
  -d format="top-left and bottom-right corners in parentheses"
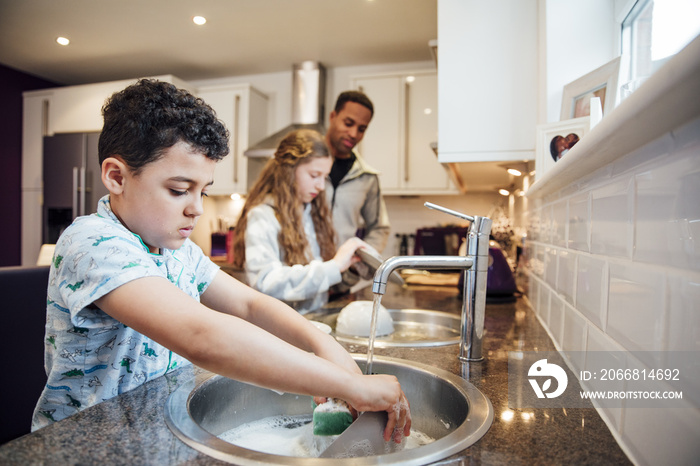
top-left (95, 273), bottom-right (410, 440)
top-left (93, 273), bottom-right (360, 394)
top-left (201, 270), bottom-right (360, 375)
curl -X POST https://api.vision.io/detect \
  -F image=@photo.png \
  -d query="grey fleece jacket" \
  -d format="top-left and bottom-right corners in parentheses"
top-left (325, 151), bottom-right (390, 254)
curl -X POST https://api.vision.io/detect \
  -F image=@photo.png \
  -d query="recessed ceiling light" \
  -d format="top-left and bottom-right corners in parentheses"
top-left (507, 168), bottom-right (522, 176)
top-left (56, 37), bottom-right (70, 46)
top-left (193, 16), bottom-right (207, 25)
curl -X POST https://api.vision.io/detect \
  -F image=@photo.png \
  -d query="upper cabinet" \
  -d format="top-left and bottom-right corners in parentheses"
top-left (437, 0), bottom-right (537, 163)
top-left (46, 75), bottom-right (194, 134)
top-left (197, 84), bottom-right (268, 195)
top-left (353, 71), bottom-right (456, 195)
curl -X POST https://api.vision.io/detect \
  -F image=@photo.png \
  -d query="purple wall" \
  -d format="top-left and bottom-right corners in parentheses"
top-left (0, 64), bottom-right (59, 266)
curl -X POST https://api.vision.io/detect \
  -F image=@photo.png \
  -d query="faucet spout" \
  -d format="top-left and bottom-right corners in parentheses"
top-left (372, 255), bottom-right (473, 295)
top-left (371, 203), bottom-right (492, 362)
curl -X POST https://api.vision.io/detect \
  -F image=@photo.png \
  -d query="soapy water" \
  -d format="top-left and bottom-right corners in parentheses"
top-left (218, 414), bottom-right (435, 458)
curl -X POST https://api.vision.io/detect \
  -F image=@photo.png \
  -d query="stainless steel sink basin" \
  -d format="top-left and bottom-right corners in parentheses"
top-left (165, 355), bottom-right (493, 465)
top-left (306, 308), bottom-right (462, 347)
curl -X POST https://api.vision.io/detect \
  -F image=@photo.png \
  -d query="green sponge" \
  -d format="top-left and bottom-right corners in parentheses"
top-left (312, 398), bottom-right (354, 436)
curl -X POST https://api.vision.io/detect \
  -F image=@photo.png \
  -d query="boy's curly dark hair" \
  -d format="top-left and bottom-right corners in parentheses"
top-left (98, 79), bottom-right (229, 173)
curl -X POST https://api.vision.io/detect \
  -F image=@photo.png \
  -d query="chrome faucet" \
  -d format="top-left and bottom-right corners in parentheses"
top-left (372, 202), bottom-right (492, 362)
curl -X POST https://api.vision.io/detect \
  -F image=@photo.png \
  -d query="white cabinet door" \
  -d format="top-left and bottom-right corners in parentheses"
top-left (21, 92), bottom-right (52, 265)
top-left (438, 0), bottom-right (537, 163)
top-left (47, 75), bottom-right (194, 135)
top-left (354, 72), bottom-right (454, 194)
top-left (354, 76), bottom-right (402, 190)
top-left (197, 84), bottom-right (268, 195)
top-left (404, 73), bottom-right (447, 191)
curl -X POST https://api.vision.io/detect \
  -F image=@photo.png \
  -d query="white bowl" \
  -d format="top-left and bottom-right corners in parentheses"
top-left (336, 301), bottom-right (395, 337)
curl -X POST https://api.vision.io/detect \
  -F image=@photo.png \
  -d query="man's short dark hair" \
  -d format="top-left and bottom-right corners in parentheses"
top-left (98, 79), bottom-right (229, 172)
top-left (334, 90), bottom-right (374, 117)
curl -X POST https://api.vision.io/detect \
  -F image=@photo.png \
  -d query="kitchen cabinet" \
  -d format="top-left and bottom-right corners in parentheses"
top-left (437, 0), bottom-right (537, 163)
top-left (47, 75), bottom-right (194, 134)
top-left (21, 92), bottom-right (51, 265)
top-left (352, 71), bottom-right (457, 194)
top-left (196, 84), bottom-right (268, 195)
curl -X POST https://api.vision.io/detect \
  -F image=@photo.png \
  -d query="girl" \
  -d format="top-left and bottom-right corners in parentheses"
top-left (234, 129), bottom-right (370, 313)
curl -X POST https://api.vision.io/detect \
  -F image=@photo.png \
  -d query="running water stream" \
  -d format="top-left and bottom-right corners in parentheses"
top-left (365, 294), bottom-right (383, 375)
top-left (215, 293), bottom-right (442, 457)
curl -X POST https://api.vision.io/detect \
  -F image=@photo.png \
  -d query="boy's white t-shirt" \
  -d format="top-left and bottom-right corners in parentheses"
top-left (31, 196), bottom-right (219, 430)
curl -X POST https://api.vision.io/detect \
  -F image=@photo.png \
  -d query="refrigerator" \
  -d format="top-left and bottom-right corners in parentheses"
top-left (42, 132), bottom-right (109, 244)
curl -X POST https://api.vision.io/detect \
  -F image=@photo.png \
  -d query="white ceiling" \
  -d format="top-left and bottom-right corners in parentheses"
top-left (0, 0), bottom-right (437, 85)
top-left (0, 0), bottom-right (522, 194)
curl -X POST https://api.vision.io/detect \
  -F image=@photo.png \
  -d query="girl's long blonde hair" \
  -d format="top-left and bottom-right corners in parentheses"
top-left (233, 129), bottom-right (337, 268)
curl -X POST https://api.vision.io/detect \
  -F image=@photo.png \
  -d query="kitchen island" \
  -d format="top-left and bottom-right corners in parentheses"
top-left (0, 281), bottom-right (630, 465)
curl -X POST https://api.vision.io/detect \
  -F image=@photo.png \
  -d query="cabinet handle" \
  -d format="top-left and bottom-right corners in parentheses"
top-left (233, 94), bottom-right (241, 184)
top-left (42, 99), bottom-right (50, 136)
top-left (404, 81), bottom-right (410, 183)
top-left (72, 167), bottom-right (79, 219)
top-left (79, 167), bottom-right (86, 216)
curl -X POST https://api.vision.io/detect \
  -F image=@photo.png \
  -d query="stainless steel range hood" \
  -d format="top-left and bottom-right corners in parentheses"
top-left (244, 61), bottom-right (327, 158)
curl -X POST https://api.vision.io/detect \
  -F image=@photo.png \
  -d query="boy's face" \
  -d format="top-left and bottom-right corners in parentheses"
top-left (110, 141), bottom-right (216, 254)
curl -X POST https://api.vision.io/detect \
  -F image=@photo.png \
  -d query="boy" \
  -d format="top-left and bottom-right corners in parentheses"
top-left (32, 79), bottom-right (410, 443)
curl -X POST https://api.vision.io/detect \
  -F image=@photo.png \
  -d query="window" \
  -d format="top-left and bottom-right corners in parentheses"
top-left (621, 0), bottom-right (700, 92)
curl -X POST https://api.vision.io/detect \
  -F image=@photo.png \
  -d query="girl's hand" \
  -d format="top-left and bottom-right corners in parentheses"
top-left (332, 237), bottom-right (369, 272)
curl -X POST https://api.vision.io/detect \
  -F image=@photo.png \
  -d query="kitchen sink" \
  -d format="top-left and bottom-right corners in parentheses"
top-left (306, 308), bottom-right (462, 347)
top-left (165, 355), bottom-right (493, 465)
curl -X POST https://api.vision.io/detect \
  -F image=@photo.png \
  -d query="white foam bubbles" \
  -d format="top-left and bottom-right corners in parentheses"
top-left (218, 414), bottom-right (436, 458)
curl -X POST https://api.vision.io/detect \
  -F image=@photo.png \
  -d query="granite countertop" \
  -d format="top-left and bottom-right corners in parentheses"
top-left (0, 281), bottom-right (631, 465)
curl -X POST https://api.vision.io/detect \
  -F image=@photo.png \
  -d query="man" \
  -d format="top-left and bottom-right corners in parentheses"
top-left (325, 91), bottom-right (391, 290)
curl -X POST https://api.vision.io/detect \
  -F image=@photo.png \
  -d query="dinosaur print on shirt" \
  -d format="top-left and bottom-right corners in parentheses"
top-left (31, 195), bottom-right (219, 432)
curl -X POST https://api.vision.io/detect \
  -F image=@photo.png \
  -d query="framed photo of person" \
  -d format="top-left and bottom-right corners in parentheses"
top-left (560, 57), bottom-right (621, 120)
top-left (535, 116), bottom-right (591, 181)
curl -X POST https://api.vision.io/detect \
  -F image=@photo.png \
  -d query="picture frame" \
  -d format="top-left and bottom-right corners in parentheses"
top-left (560, 57), bottom-right (621, 120)
top-left (535, 116), bottom-right (591, 181)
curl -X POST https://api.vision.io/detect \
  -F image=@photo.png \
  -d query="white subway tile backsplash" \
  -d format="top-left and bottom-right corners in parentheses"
top-left (584, 324), bottom-right (625, 430)
top-left (542, 204), bottom-right (554, 244)
top-left (575, 254), bottom-right (607, 330)
top-left (544, 247), bottom-right (558, 289)
top-left (568, 193), bottom-right (590, 251)
top-left (670, 138), bottom-right (700, 271)
top-left (552, 200), bottom-right (567, 247)
top-left (538, 283), bottom-right (551, 323)
top-left (548, 293), bottom-right (564, 347)
top-left (528, 277), bottom-right (540, 315)
top-left (532, 243), bottom-right (544, 277)
top-left (527, 207), bottom-right (541, 242)
top-left (607, 262), bottom-right (666, 354)
top-left (667, 272), bottom-right (700, 353)
top-left (621, 404), bottom-right (700, 466)
top-left (525, 114), bottom-right (700, 466)
top-left (561, 305), bottom-right (588, 356)
top-left (634, 148), bottom-right (700, 271)
top-left (590, 176), bottom-right (634, 258)
top-left (557, 249), bottom-right (576, 304)
top-left (621, 352), bottom-right (700, 463)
